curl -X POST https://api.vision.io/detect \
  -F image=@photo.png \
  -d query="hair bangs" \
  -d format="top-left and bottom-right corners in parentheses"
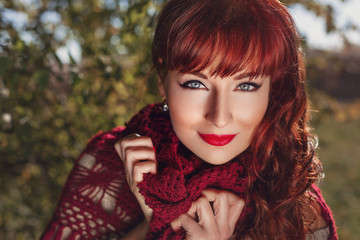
top-left (154, 0), bottom-right (294, 81)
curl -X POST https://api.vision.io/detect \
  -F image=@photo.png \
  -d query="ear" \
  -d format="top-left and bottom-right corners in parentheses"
top-left (158, 76), bottom-right (166, 98)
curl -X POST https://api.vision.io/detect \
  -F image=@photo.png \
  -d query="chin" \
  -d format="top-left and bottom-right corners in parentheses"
top-left (196, 152), bottom-right (237, 165)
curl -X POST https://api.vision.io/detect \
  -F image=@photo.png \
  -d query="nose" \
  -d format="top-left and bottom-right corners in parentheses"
top-left (205, 90), bottom-right (233, 128)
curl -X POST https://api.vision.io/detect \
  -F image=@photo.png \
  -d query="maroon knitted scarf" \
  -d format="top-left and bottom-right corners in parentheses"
top-left (43, 103), bottom-right (337, 239)
top-left (122, 103), bottom-right (251, 239)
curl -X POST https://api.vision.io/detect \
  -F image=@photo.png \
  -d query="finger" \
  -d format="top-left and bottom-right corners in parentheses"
top-left (202, 189), bottom-right (230, 234)
top-left (171, 213), bottom-right (203, 234)
top-left (228, 196), bottom-right (245, 231)
top-left (214, 192), bottom-right (230, 232)
top-left (114, 141), bottom-right (122, 158)
top-left (201, 189), bottom-right (219, 201)
top-left (187, 202), bottom-right (197, 220)
top-left (133, 160), bottom-right (157, 183)
top-left (114, 133), bottom-right (141, 160)
top-left (124, 146), bottom-right (156, 181)
top-left (193, 196), bottom-right (217, 231)
top-left (115, 134), bottom-right (153, 161)
top-left (121, 133), bottom-right (141, 141)
top-left (202, 189), bottom-right (244, 234)
top-left (124, 146), bottom-right (156, 162)
top-left (122, 147), bottom-right (156, 188)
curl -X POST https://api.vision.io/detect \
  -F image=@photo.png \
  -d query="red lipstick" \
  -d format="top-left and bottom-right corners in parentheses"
top-left (198, 133), bottom-right (236, 146)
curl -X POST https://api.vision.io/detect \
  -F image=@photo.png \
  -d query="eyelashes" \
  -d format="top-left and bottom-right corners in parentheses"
top-left (178, 80), bottom-right (206, 89)
top-left (236, 82), bottom-right (262, 91)
top-left (178, 80), bottom-right (262, 92)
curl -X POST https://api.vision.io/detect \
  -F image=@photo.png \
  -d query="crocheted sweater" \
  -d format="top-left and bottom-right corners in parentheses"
top-left (42, 103), bottom-right (338, 240)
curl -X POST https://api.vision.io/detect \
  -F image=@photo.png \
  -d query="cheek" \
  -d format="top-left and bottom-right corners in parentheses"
top-left (166, 91), bottom-right (201, 133)
top-left (249, 99), bottom-right (268, 124)
top-left (166, 82), bottom-right (208, 127)
top-left (168, 105), bottom-right (191, 131)
top-left (244, 82), bottom-right (270, 126)
top-left (232, 95), bottom-right (269, 129)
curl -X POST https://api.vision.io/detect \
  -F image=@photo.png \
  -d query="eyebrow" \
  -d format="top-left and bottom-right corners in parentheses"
top-left (233, 73), bottom-right (252, 80)
top-left (189, 71), bottom-right (208, 79)
top-left (189, 71), bottom-right (252, 80)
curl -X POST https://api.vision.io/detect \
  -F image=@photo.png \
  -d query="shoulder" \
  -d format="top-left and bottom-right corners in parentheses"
top-left (42, 126), bottom-right (143, 239)
top-left (69, 126), bottom-right (125, 169)
top-left (84, 126), bottom-right (127, 153)
top-left (68, 126), bottom-right (132, 194)
top-left (77, 102), bottom-right (165, 168)
top-left (304, 184), bottom-right (338, 239)
top-left (303, 195), bottom-right (327, 232)
top-left (66, 126), bottom-right (129, 199)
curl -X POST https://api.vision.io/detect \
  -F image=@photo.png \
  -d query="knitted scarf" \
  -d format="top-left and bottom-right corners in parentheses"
top-left (122, 103), bottom-right (251, 239)
top-left (42, 103), bottom-right (337, 239)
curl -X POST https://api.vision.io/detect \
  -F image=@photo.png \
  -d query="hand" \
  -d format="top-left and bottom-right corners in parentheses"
top-left (115, 134), bottom-right (157, 223)
top-left (171, 189), bottom-right (245, 240)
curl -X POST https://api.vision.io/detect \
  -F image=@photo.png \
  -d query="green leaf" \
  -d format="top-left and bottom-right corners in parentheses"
top-left (10, 72), bottom-right (20, 90)
top-left (32, 71), bottom-right (50, 91)
top-left (0, 57), bottom-right (13, 77)
top-left (71, 71), bottom-right (81, 86)
top-left (115, 66), bottom-right (122, 81)
top-left (54, 52), bottom-right (63, 70)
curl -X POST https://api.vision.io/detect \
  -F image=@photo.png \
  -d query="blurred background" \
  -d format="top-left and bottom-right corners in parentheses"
top-left (0, 0), bottom-right (359, 239)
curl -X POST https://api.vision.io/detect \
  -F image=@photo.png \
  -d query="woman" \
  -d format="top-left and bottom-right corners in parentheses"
top-left (42, 0), bottom-right (337, 239)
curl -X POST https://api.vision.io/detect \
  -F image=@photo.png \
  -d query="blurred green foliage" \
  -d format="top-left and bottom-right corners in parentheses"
top-left (314, 117), bottom-right (360, 239)
top-left (0, 0), bottom-right (359, 239)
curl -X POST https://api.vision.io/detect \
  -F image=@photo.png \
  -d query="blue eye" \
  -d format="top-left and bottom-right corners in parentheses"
top-left (236, 82), bottom-right (261, 91)
top-left (178, 80), bottom-right (206, 89)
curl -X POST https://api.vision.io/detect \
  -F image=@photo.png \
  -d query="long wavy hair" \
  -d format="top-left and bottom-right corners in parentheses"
top-left (152, 0), bottom-right (323, 239)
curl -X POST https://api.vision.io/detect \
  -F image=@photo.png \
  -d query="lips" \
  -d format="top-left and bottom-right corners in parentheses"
top-left (198, 133), bottom-right (236, 146)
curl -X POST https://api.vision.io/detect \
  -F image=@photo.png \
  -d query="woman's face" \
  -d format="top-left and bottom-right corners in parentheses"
top-left (159, 67), bottom-right (270, 165)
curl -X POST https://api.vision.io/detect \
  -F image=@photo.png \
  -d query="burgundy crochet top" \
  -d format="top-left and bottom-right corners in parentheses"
top-left (42, 103), bottom-right (338, 239)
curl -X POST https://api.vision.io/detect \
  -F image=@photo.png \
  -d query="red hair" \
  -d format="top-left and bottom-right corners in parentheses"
top-left (152, 0), bottom-right (323, 239)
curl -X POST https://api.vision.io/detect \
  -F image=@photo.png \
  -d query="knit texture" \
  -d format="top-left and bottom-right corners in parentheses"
top-left (120, 103), bottom-right (250, 239)
top-left (42, 103), bottom-right (337, 239)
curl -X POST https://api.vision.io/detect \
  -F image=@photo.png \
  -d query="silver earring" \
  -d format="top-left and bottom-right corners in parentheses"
top-left (163, 99), bottom-right (169, 112)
